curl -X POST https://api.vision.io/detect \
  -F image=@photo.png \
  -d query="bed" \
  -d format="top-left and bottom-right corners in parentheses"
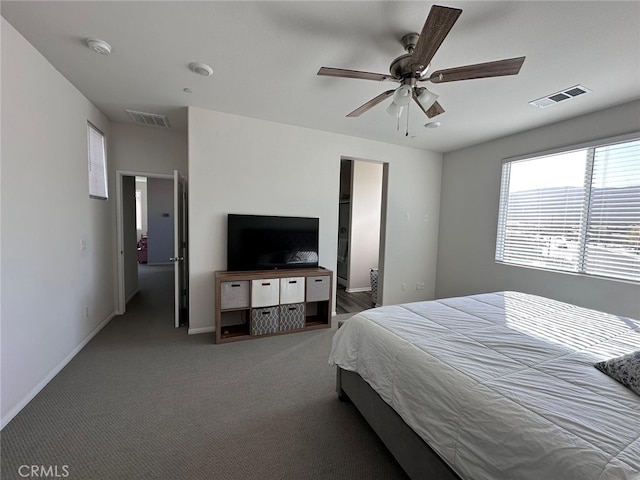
top-left (329, 291), bottom-right (640, 480)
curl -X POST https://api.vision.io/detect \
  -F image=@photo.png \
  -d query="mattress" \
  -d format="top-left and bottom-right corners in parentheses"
top-left (329, 291), bottom-right (640, 480)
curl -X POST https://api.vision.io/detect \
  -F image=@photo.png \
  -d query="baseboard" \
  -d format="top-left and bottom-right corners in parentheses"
top-left (1, 310), bottom-right (116, 430)
top-left (345, 287), bottom-right (372, 293)
top-left (188, 326), bottom-right (215, 335)
top-left (125, 288), bottom-right (139, 305)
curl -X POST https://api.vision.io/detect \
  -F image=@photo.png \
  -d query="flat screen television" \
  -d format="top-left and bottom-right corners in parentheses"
top-left (227, 214), bottom-right (319, 271)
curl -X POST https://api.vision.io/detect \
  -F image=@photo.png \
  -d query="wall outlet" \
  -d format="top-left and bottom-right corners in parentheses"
top-left (416, 282), bottom-right (425, 290)
top-left (84, 307), bottom-right (89, 319)
top-left (401, 283), bottom-right (406, 291)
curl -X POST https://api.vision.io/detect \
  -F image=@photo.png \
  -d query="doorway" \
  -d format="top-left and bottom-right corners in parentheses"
top-left (116, 170), bottom-right (188, 327)
top-left (336, 158), bottom-right (387, 315)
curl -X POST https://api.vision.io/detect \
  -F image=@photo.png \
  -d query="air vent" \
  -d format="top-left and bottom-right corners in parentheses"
top-left (125, 110), bottom-right (170, 128)
top-left (529, 85), bottom-right (591, 108)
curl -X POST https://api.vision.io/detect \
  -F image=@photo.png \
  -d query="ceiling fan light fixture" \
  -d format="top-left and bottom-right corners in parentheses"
top-left (386, 102), bottom-right (405, 118)
top-left (392, 85), bottom-right (413, 106)
top-left (417, 88), bottom-right (439, 111)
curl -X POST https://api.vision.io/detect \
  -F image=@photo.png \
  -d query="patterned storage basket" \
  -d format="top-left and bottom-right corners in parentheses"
top-left (370, 268), bottom-right (378, 305)
top-left (279, 303), bottom-right (305, 331)
top-left (251, 307), bottom-right (279, 336)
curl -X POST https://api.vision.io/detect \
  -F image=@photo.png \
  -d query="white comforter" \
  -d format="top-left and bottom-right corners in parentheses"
top-left (329, 291), bottom-right (640, 480)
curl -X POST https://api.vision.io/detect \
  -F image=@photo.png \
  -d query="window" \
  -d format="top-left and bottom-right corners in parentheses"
top-left (135, 190), bottom-right (142, 230)
top-left (496, 136), bottom-right (640, 282)
top-left (87, 122), bottom-right (107, 199)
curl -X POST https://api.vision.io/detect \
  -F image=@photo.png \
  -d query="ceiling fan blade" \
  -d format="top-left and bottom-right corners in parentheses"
top-left (425, 101), bottom-right (445, 118)
top-left (429, 56), bottom-right (526, 83)
top-left (347, 90), bottom-right (395, 117)
top-left (410, 5), bottom-right (462, 73)
top-left (412, 90), bottom-right (444, 118)
top-left (318, 67), bottom-right (394, 82)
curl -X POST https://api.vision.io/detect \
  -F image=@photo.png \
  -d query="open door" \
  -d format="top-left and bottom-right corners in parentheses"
top-left (171, 170), bottom-right (188, 327)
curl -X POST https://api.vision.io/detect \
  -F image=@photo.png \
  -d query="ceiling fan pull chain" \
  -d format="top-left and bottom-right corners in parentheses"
top-left (406, 103), bottom-right (410, 136)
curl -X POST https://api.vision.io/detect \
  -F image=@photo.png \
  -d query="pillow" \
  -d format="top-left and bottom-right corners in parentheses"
top-left (594, 350), bottom-right (640, 397)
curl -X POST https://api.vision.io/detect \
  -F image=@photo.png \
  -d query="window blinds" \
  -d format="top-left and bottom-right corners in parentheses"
top-left (88, 123), bottom-right (107, 199)
top-left (584, 140), bottom-right (640, 281)
top-left (496, 138), bottom-right (640, 283)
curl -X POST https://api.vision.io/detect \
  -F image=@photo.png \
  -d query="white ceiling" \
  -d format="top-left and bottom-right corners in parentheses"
top-left (2, 1), bottom-right (639, 153)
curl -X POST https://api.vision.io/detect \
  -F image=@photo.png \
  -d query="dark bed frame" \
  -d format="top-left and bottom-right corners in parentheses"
top-left (337, 367), bottom-right (462, 480)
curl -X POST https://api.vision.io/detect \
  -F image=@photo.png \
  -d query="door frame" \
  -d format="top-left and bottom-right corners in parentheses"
top-left (172, 170), bottom-right (188, 327)
top-left (115, 170), bottom-right (174, 315)
top-left (337, 157), bottom-right (388, 307)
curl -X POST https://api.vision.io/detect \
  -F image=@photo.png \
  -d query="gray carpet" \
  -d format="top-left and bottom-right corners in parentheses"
top-left (1, 265), bottom-right (407, 480)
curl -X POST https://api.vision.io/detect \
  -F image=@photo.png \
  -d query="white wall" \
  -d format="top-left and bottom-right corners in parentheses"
top-left (188, 107), bottom-right (442, 333)
top-left (122, 176), bottom-right (138, 302)
top-left (109, 122), bottom-right (187, 175)
top-left (146, 178), bottom-right (174, 265)
top-left (1, 18), bottom-right (115, 427)
top-left (436, 100), bottom-right (640, 320)
top-left (348, 160), bottom-right (383, 292)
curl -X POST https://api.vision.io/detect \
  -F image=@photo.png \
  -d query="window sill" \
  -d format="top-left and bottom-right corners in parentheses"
top-left (494, 261), bottom-right (640, 286)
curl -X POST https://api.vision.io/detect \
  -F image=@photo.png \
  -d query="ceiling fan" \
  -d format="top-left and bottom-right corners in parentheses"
top-left (317, 4), bottom-right (525, 121)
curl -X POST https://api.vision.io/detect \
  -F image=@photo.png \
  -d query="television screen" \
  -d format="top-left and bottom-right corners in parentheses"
top-left (227, 214), bottom-right (319, 271)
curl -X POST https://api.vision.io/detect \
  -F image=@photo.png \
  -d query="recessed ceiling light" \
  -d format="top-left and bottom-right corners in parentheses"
top-left (424, 121), bottom-right (441, 129)
top-left (85, 38), bottom-right (112, 55)
top-left (189, 62), bottom-right (213, 77)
